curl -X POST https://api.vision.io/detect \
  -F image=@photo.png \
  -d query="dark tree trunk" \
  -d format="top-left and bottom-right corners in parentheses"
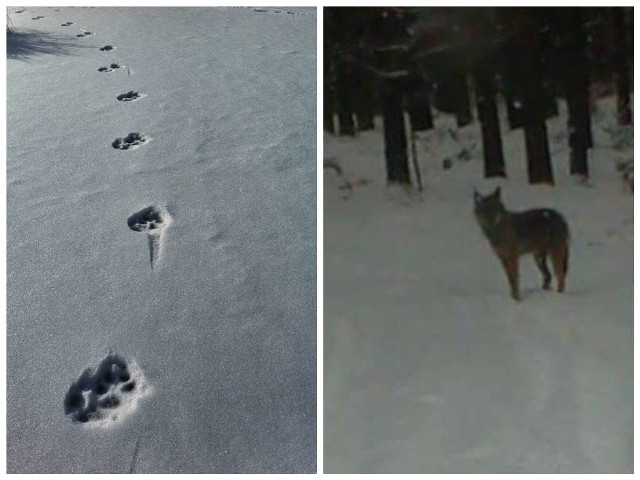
top-left (558, 9), bottom-right (592, 177)
top-left (474, 67), bottom-right (506, 178)
top-left (369, 7), bottom-right (413, 185)
top-left (406, 83), bottom-right (434, 132)
top-left (524, 119), bottom-right (554, 185)
top-left (352, 64), bottom-right (376, 131)
top-left (453, 72), bottom-right (473, 128)
top-left (381, 83), bottom-right (411, 185)
top-left (613, 8), bottom-right (632, 125)
top-left (434, 71), bottom-right (472, 127)
top-left (323, 82), bottom-right (336, 134)
top-left (336, 60), bottom-right (356, 136)
top-left (502, 9), bottom-right (554, 184)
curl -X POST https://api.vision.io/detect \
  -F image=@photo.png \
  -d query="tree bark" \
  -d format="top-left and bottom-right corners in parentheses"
top-left (613, 8), bottom-right (632, 125)
top-left (502, 9), bottom-right (554, 184)
top-left (406, 82), bottom-right (434, 132)
top-left (474, 67), bottom-right (506, 178)
top-left (336, 60), bottom-right (356, 136)
top-left (560, 9), bottom-right (592, 176)
top-left (524, 119), bottom-right (554, 185)
top-left (381, 82), bottom-right (411, 185)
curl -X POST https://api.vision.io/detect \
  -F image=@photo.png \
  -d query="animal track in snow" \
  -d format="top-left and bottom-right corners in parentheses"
top-left (64, 353), bottom-right (150, 426)
top-left (98, 63), bottom-right (124, 73)
top-left (31, 16), bottom-right (44, 20)
top-left (251, 7), bottom-right (314, 17)
top-left (76, 31), bottom-right (94, 37)
top-left (14, 10), bottom-right (26, 14)
top-left (112, 132), bottom-right (149, 150)
top-left (99, 45), bottom-right (115, 51)
top-left (128, 206), bottom-right (172, 269)
top-left (117, 90), bottom-right (144, 102)
top-left (61, 22), bottom-right (74, 26)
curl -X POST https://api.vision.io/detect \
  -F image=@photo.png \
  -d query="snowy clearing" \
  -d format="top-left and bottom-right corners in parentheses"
top-left (324, 98), bottom-right (632, 473)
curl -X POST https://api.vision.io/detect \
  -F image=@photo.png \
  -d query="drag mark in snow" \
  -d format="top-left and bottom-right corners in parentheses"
top-left (117, 91), bottom-right (144, 102)
top-left (112, 132), bottom-right (149, 150)
top-left (64, 353), bottom-right (150, 426)
top-left (127, 206), bottom-right (172, 269)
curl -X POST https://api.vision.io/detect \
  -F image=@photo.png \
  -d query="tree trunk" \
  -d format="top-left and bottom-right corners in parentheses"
top-left (353, 64), bottom-right (376, 131)
top-left (474, 67), bottom-right (506, 178)
top-left (406, 83), bottom-right (434, 132)
top-left (502, 9), bottom-right (555, 184)
top-left (323, 83), bottom-right (336, 134)
top-left (561, 9), bottom-right (592, 177)
top-left (434, 71), bottom-right (472, 127)
top-left (381, 83), bottom-right (411, 185)
top-left (613, 8), bottom-right (632, 125)
top-left (336, 60), bottom-right (356, 136)
top-left (453, 72), bottom-right (473, 128)
top-left (524, 119), bottom-right (554, 185)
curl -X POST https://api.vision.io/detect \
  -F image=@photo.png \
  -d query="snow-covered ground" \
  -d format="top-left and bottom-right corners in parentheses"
top-left (7, 6), bottom-right (316, 473)
top-left (324, 97), bottom-right (633, 473)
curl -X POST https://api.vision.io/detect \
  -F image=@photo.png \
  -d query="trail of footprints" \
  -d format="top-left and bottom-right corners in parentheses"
top-left (50, 9), bottom-right (173, 427)
top-left (64, 354), bottom-right (150, 425)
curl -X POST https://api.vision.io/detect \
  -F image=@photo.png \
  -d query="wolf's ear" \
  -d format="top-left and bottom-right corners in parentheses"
top-left (473, 189), bottom-right (482, 204)
top-left (493, 186), bottom-right (502, 198)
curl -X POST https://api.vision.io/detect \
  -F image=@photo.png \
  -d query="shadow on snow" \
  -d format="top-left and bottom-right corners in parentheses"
top-left (7, 28), bottom-right (88, 60)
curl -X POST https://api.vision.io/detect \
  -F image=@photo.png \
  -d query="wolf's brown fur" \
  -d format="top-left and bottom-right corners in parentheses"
top-left (474, 187), bottom-right (570, 301)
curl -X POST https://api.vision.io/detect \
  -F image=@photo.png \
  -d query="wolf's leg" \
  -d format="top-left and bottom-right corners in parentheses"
top-left (534, 252), bottom-right (552, 290)
top-left (550, 244), bottom-right (568, 293)
top-left (499, 254), bottom-right (520, 300)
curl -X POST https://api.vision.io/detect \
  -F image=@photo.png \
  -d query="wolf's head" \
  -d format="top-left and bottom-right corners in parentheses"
top-left (473, 187), bottom-right (505, 231)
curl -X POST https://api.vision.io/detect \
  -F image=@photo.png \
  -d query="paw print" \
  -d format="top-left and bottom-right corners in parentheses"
top-left (112, 132), bottom-right (149, 150)
top-left (129, 208), bottom-right (165, 233)
top-left (98, 63), bottom-right (124, 73)
top-left (64, 354), bottom-right (150, 426)
top-left (117, 91), bottom-right (143, 102)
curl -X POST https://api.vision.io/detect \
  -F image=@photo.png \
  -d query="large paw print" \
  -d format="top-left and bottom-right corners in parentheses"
top-left (64, 353), bottom-right (150, 426)
top-left (127, 206), bottom-right (172, 269)
top-left (112, 132), bottom-right (149, 150)
top-left (128, 207), bottom-right (166, 233)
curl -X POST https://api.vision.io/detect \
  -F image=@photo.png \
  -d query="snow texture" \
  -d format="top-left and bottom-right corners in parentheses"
top-left (324, 97), bottom-right (633, 473)
top-left (7, 6), bottom-right (316, 474)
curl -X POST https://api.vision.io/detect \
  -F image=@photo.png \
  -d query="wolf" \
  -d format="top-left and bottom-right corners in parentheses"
top-left (473, 187), bottom-right (570, 300)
